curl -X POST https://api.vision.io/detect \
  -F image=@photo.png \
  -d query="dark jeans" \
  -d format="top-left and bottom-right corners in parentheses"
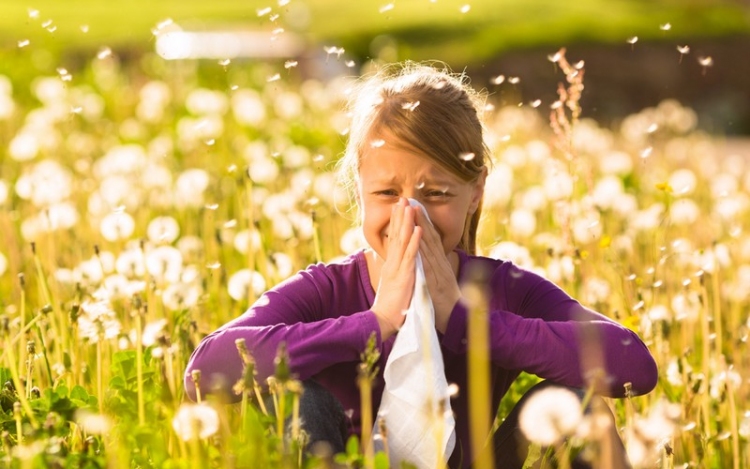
top-left (286, 380), bottom-right (630, 469)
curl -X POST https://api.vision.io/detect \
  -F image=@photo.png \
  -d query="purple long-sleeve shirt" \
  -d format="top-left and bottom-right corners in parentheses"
top-left (185, 249), bottom-right (657, 467)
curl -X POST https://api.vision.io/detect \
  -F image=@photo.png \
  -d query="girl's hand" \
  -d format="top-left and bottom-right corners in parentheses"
top-left (415, 208), bottom-right (462, 333)
top-left (371, 198), bottom-right (423, 340)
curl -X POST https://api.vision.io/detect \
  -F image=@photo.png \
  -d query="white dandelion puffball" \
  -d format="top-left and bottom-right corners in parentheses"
top-left (519, 387), bottom-right (583, 446)
top-left (232, 88), bottom-right (266, 126)
top-left (0, 179), bottom-right (8, 205)
top-left (228, 269), bottom-right (267, 301)
top-left (100, 211), bottom-right (135, 241)
top-left (175, 168), bottom-right (211, 208)
top-left (147, 216), bottom-right (180, 244)
top-left (172, 403), bottom-right (220, 441)
top-left (509, 209), bottom-right (537, 238)
top-left (145, 245), bottom-right (183, 284)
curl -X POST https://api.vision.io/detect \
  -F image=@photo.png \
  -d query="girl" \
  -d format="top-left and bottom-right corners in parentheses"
top-left (185, 62), bottom-right (657, 468)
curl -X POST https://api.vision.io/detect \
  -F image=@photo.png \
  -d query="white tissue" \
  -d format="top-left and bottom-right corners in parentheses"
top-left (373, 198), bottom-right (456, 468)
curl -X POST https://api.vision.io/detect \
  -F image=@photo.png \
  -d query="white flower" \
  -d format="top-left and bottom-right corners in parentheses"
top-left (274, 90), bottom-right (303, 119)
top-left (146, 245), bottom-right (183, 284)
top-left (591, 176), bottom-right (624, 210)
top-left (519, 386), bottom-right (583, 446)
top-left (599, 151), bottom-right (633, 175)
top-left (147, 216), bottom-right (180, 244)
top-left (487, 241), bottom-right (534, 269)
top-left (668, 168), bottom-right (697, 196)
top-left (669, 199), bottom-right (700, 225)
top-left (78, 299), bottom-right (122, 342)
top-left (175, 168), bottom-right (211, 208)
top-left (509, 209), bottom-right (536, 238)
top-left (100, 211), bottom-right (135, 241)
top-left (232, 89), bottom-right (266, 126)
top-left (162, 282), bottom-right (201, 310)
top-left (75, 409), bottom-right (112, 435)
top-left (172, 403), bottom-right (220, 441)
top-left (228, 269), bottom-right (267, 301)
top-left (186, 88), bottom-right (229, 115)
top-left (9, 132), bottom-right (39, 161)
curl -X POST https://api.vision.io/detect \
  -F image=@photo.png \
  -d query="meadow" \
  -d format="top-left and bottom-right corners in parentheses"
top-left (0, 30), bottom-right (749, 469)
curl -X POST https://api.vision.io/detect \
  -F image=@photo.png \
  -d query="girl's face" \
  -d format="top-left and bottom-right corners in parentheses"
top-left (357, 133), bottom-right (485, 260)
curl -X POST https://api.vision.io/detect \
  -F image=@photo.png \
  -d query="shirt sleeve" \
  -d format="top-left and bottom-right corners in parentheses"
top-left (183, 262), bottom-right (381, 402)
top-left (441, 260), bottom-right (657, 397)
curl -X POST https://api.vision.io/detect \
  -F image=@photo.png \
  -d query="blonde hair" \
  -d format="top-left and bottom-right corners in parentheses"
top-left (337, 62), bottom-right (490, 254)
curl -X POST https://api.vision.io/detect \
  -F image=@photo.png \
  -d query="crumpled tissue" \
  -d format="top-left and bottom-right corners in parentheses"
top-left (372, 198), bottom-right (456, 469)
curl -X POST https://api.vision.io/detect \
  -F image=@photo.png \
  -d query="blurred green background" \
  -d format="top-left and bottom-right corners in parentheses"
top-left (1, 0), bottom-right (749, 133)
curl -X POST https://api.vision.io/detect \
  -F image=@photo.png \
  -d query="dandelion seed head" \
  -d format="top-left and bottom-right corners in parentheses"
top-left (519, 387), bottom-right (583, 446)
top-left (100, 211), bottom-right (135, 241)
top-left (147, 216), bottom-right (180, 244)
top-left (490, 75), bottom-right (505, 85)
top-left (698, 56), bottom-right (713, 67)
top-left (677, 45), bottom-right (690, 55)
top-left (172, 403), bottom-right (220, 441)
top-left (75, 410), bottom-right (112, 435)
top-left (547, 51), bottom-right (562, 63)
top-left (227, 269), bottom-right (267, 300)
top-left (660, 23), bottom-right (671, 31)
top-left (627, 36), bottom-right (639, 45)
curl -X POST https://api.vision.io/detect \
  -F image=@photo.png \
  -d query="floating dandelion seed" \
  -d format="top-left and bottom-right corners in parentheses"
top-left (152, 18), bottom-right (173, 36)
top-left (415, 181), bottom-right (426, 189)
top-left (96, 47), bottom-right (112, 60)
top-left (42, 19), bottom-right (53, 28)
top-left (28, 8), bottom-right (40, 19)
top-left (647, 123), bottom-right (659, 133)
top-left (18, 39), bottom-right (30, 48)
top-left (345, 60), bottom-right (356, 67)
top-left (80, 24), bottom-right (89, 33)
top-left (370, 139), bottom-right (386, 148)
top-left (660, 23), bottom-right (671, 31)
top-left (402, 101), bottom-right (420, 111)
top-left (459, 152), bottom-right (476, 161)
top-left (550, 100), bottom-right (563, 110)
top-left (698, 56), bottom-right (713, 75)
top-left (218, 59), bottom-right (231, 66)
top-left (627, 36), bottom-right (639, 45)
top-left (641, 147), bottom-right (653, 159)
top-left (548, 51), bottom-right (562, 63)
top-left (490, 75), bottom-right (505, 85)
top-left (257, 6), bottom-right (272, 16)
top-left (508, 76), bottom-right (520, 84)
top-left (205, 139), bottom-right (215, 146)
top-left (267, 73), bottom-right (281, 82)
top-left (46, 24), bottom-right (57, 33)
top-left (278, 0), bottom-right (290, 5)
top-left (677, 45), bottom-right (690, 55)
top-left (530, 99), bottom-right (542, 108)
top-left (460, 4), bottom-right (471, 13)
top-left (573, 60), bottom-right (585, 69)
top-left (284, 60), bottom-right (298, 69)
top-left (379, 3), bottom-right (394, 13)
top-left (230, 84), bottom-right (239, 91)
top-left (272, 27), bottom-right (284, 35)
top-left (324, 46), bottom-right (345, 59)
top-left (270, 13), bottom-right (280, 21)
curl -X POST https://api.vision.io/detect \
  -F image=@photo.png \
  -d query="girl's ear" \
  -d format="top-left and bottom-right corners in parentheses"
top-left (468, 167), bottom-right (488, 214)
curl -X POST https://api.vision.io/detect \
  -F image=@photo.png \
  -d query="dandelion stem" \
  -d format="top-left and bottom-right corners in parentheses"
top-left (464, 274), bottom-right (494, 469)
top-left (135, 310), bottom-right (146, 426)
top-left (97, 339), bottom-right (104, 414)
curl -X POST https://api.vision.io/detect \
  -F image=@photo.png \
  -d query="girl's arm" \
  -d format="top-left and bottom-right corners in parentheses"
top-left (183, 264), bottom-right (381, 402)
top-left (442, 261), bottom-right (657, 397)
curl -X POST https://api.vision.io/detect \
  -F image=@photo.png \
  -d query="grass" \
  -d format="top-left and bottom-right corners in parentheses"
top-left (0, 24), bottom-right (749, 469)
top-left (0, 0), bottom-right (748, 64)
